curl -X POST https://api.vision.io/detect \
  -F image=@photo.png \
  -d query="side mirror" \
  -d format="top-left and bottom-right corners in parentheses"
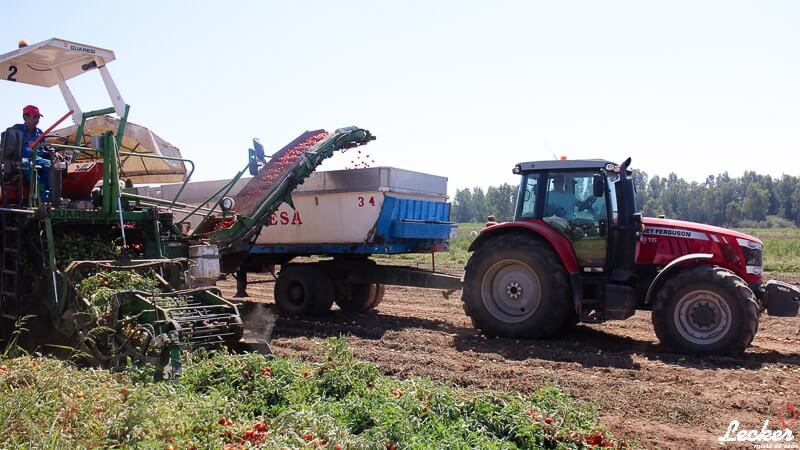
top-left (252, 138), bottom-right (265, 162)
top-left (593, 174), bottom-right (605, 198)
top-left (248, 148), bottom-right (259, 176)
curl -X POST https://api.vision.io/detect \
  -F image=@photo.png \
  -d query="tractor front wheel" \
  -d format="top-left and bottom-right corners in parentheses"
top-left (652, 265), bottom-right (759, 356)
top-left (274, 265), bottom-right (334, 316)
top-left (462, 234), bottom-right (571, 338)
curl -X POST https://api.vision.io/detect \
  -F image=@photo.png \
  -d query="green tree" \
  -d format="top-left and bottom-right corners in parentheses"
top-left (486, 183), bottom-right (516, 221)
top-left (454, 188), bottom-right (475, 223)
top-left (742, 185), bottom-right (769, 221)
top-left (472, 187), bottom-right (487, 223)
top-left (725, 201), bottom-right (743, 226)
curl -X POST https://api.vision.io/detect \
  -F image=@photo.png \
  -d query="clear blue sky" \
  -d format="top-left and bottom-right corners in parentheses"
top-left (1, 1), bottom-right (798, 196)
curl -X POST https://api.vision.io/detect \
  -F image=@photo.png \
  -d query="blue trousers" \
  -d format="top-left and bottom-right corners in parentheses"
top-left (21, 156), bottom-right (52, 201)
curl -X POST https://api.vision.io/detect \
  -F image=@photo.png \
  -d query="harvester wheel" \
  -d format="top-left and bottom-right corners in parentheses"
top-left (462, 234), bottom-right (571, 338)
top-left (274, 265), bottom-right (334, 316)
top-left (336, 283), bottom-right (385, 312)
top-left (652, 265), bottom-right (759, 356)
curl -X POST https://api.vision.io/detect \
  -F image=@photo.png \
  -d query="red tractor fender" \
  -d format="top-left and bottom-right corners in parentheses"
top-left (468, 220), bottom-right (580, 274)
top-left (644, 253), bottom-right (713, 304)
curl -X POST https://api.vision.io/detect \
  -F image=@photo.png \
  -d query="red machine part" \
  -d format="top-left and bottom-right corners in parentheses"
top-left (636, 217), bottom-right (762, 284)
top-left (62, 162), bottom-right (104, 199)
top-left (470, 219), bottom-right (581, 274)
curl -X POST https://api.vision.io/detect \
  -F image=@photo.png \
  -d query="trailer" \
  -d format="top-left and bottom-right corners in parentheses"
top-left (145, 167), bottom-right (463, 314)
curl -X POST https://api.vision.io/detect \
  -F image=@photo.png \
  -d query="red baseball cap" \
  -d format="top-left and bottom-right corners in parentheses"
top-left (22, 105), bottom-right (42, 117)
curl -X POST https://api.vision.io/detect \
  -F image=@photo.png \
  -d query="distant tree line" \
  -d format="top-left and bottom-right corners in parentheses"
top-left (451, 171), bottom-right (800, 227)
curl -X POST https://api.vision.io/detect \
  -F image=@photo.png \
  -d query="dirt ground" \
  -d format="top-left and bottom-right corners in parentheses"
top-left (219, 269), bottom-right (800, 450)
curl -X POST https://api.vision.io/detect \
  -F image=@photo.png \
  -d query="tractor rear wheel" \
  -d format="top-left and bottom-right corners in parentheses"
top-left (652, 265), bottom-right (759, 356)
top-left (275, 265), bottom-right (334, 316)
top-left (462, 234), bottom-right (571, 338)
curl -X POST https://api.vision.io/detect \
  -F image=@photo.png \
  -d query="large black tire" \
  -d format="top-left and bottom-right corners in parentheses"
top-left (368, 284), bottom-right (386, 309)
top-left (462, 234), bottom-right (571, 338)
top-left (274, 265), bottom-right (334, 316)
top-left (652, 266), bottom-right (759, 356)
top-left (335, 283), bottom-right (376, 313)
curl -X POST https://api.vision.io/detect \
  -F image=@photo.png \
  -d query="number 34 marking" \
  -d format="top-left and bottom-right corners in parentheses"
top-left (7, 65), bottom-right (18, 82)
top-left (358, 196), bottom-right (375, 207)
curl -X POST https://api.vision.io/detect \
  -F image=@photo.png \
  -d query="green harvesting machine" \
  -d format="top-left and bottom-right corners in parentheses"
top-left (0, 38), bottom-right (374, 374)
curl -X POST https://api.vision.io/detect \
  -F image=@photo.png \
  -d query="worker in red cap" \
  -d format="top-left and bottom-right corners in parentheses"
top-left (12, 105), bottom-right (55, 201)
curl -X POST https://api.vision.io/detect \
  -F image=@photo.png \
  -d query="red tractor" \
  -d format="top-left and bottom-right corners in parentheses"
top-left (462, 158), bottom-right (800, 355)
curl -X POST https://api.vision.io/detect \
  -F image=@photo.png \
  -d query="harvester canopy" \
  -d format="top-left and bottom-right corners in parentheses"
top-left (0, 38), bottom-right (115, 87)
top-left (52, 116), bottom-right (187, 184)
top-left (0, 38), bottom-right (125, 122)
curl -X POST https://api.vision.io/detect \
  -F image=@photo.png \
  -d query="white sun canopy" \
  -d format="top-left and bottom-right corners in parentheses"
top-left (0, 38), bottom-right (125, 123)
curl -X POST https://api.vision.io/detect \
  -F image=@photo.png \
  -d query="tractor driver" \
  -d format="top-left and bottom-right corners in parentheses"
top-left (546, 173), bottom-right (601, 220)
top-left (546, 174), bottom-right (579, 219)
top-left (12, 105), bottom-right (60, 201)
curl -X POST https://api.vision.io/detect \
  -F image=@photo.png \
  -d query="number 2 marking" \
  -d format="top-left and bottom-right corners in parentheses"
top-left (7, 65), bottom-right (18, 81)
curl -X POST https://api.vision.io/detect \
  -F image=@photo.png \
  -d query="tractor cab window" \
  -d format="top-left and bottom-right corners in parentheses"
top-left (517, 173), bottom-right (539, 218)
top-left (544, 172), bottom-right (604, 222)
top-left (544, 171), bottom-right (608, 269)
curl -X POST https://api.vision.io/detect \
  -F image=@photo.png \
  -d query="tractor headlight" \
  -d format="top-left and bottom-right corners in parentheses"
top-left (737, 238), bottom-right (763, 275)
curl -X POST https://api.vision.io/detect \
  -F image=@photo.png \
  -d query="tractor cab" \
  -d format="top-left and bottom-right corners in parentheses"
top-left (512, 158), bottom-right (640, 278)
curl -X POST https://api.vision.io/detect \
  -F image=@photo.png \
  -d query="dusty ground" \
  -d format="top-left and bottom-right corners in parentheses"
top-left (219, 269), bottom-right (800, 450)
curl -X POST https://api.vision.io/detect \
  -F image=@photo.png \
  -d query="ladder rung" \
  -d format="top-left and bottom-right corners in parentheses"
top-left (2, 269), bottom-right (17, 275)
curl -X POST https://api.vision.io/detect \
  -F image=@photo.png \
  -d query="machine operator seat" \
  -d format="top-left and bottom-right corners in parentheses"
top-left (1, 127), bottom-right (66, 205)
top-left (0, 127), bottom-right (24, 179)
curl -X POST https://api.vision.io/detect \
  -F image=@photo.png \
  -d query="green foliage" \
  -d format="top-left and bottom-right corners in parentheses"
top-left (454, 184), bottom-right (517, 223)
top-left (77, 271), bottom-right (161, 317)
top-left (55, 230), bottom-right (119, 269)
top-left (739, 227), bottom-right (800, 273)
top-left (0, 337), bottom-right (619, 449)
top-left (1, 315), bottom-right (33, 358)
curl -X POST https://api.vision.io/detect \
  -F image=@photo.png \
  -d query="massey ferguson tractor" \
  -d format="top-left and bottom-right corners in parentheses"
top-left (462, 158), bottom-right (800, 355)
top-left (0, 38), bottom-right (373, 373)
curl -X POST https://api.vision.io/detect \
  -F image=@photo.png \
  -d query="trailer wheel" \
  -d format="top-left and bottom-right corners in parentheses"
top-left (652, 265), bottom-right (759, 356)
top-left (462, 234), bottom-right (570, 338)
top-left (274, 265), bottom-right (334, 316)
top-left (368, 284), bottom-right (386, 309)
top-left (336, 283), bottom-right (386, 312)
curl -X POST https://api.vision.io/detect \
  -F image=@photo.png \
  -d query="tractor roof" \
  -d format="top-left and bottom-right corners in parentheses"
top-left (0, 38), bottom-right (115, 87)
top-left (513, 159), bottom-right (616, 173)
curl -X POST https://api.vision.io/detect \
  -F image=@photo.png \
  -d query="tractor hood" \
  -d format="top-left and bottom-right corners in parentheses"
top-left (641, 217), bottom-right (762, 245)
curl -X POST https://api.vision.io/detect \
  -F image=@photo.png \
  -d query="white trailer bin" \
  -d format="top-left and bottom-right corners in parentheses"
top-left (144, 167), bottom-right (461, 316)
top-left (252, 167), bottom-right (453, 252)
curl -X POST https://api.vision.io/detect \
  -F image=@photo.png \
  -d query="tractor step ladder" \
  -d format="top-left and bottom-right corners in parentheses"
top-left (0, 213), bottom-right (23, 306)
